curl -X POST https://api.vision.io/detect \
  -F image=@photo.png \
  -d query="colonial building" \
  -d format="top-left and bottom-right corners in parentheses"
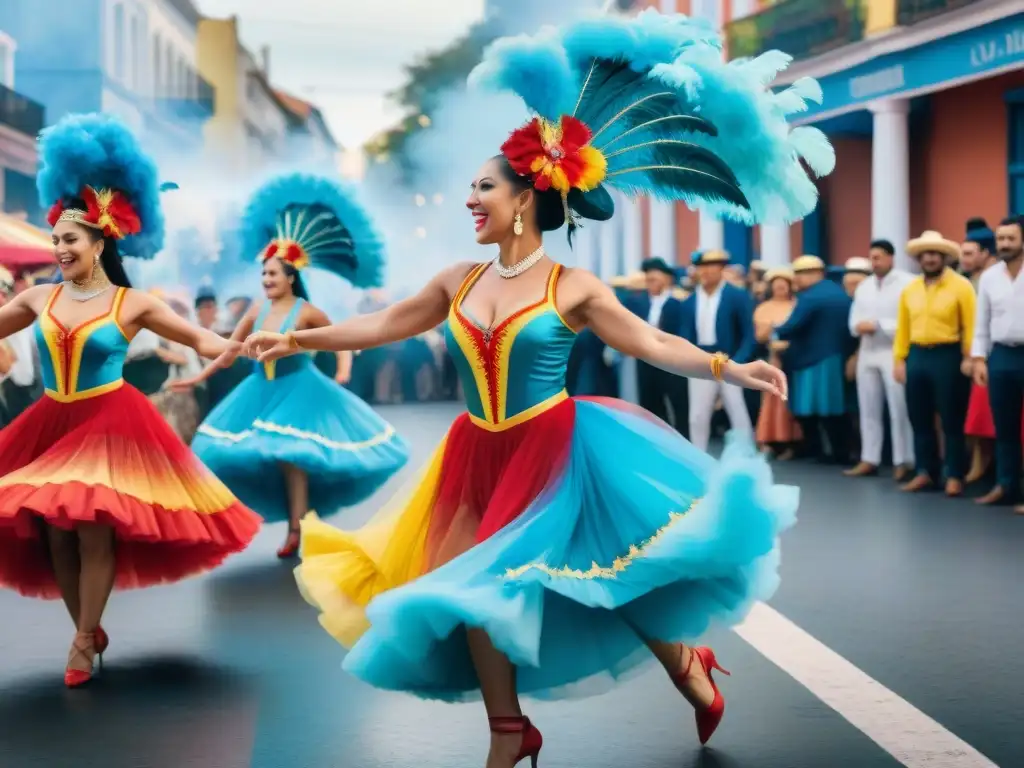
top-left (4, 0), bottom-right (214, 158)
top-left (0, 26), bottom-right (43, 226)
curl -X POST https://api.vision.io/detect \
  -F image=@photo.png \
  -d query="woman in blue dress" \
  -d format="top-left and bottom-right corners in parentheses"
top-left (248, 13), bottom-right (833, 766)
top-left (176, 174), bottom-right (409, 558)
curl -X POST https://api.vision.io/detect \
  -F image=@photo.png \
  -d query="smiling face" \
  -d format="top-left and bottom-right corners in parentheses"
top-left (261, 257), bottom-right (294, 300)
top-left (51, 220), bottom-right (104, 283)
top-left (770, 276), bottom-right (792, 300)
top-left (466, 157), bottom-right (533, 245)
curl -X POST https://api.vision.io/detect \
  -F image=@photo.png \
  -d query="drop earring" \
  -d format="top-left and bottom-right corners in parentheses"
top-left (513, 212), bottom-right (523, 236)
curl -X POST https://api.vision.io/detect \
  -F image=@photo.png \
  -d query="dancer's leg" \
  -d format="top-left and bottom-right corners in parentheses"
top-left (71, 523), bottom-right (116, 672)
top-left (279, 462), bottom-right (309, 554)
top-left (45, 524), bottom-right (81, 625)
top-left (467, 628), bottom-right (524, 768)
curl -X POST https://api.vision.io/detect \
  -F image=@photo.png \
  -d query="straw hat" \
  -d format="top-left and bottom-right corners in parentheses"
top-left (764, 266), bottom-right (794, 284)
top-left (693, 249), bottom-right (730, 266)
top-left (792, 255), bottom-right (826, 272)
top-left (907, 230), bottom-right (961, 261)
top-left (609, 271), bottom-right (645, 290)
top-left (844, 256), bottom-right (871, 274)
top-left (749, 259), bottom-right (765, 273)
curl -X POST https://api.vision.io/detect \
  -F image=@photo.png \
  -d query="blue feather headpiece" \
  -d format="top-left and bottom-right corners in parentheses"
top-left (36, 113), bottom-right (165, 258)
top-left (241, 173), bottom-right (385, 288)
top-left (470, 10), bottom-right (835, 237)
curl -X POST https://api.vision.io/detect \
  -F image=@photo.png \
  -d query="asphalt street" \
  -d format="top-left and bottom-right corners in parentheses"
top-left (0, 403), bottom-right (1020, 768)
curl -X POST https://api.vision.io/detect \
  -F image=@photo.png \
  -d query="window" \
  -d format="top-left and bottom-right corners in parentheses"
top-left (1009, 91), bottom-right (1024, 215)
top-left (153, 35), bottom-right (162, 94)
top-left (113, 4), bottom-right (125, 79)
top-left (691, 0), bottom-right (722, 30)
top-left (0, 36), bottom-right (12, 88)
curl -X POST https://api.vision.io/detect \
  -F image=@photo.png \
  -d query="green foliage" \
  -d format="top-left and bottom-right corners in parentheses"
top-left (364, 22), bottom-right (496, 183)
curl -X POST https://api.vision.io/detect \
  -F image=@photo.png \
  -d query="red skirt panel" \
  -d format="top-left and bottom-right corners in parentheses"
top-left (0, 385), bottom-right (261, 599)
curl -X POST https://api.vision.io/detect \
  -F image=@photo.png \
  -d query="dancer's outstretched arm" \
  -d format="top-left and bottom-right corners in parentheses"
top-left (166, 302), bottom-right (259, 389)
top-left (569, 270), bottom-right (787, 397)
top-left (247, 262), bottom-right (475, 362)
top-left (128, 291), bottom-right (242, 379)
top-left (0, 285), bottom-right (50, 340)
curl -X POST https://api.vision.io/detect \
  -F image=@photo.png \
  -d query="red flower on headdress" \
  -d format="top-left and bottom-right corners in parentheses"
top-left (47, 185), bottom-right (142, 240)
top-left (263, 239), bottom-right (310, 270)
top-left (500, 115), bottom-right (607, 195)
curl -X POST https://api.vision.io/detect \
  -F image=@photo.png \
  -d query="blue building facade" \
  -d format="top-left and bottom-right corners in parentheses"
top-left (2, 0), bottom-right (211, 158)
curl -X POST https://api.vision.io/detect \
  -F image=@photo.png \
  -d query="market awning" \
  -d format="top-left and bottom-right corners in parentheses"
top-left (0, 213), bottom-right (55, 268)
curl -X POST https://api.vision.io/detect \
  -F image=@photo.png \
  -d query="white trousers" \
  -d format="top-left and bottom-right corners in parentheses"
top-left (688, 378), bottom-right (753, 452)
top-left (856, 352), bottom-right (915, 467)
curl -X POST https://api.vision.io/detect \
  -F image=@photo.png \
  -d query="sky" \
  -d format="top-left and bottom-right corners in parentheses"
top-left (193, 0), bottom-right (485, 149)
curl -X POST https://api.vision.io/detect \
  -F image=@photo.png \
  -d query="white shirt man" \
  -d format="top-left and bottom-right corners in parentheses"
top-left (970, 221), bottom-right (1024, 506)
top-left (846, 244), bottom-right (916, 475)
top-left (683, 251), bottom-right (754, 451)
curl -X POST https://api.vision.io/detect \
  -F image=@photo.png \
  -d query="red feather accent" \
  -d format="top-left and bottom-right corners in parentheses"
top-left (285, 243), bottom-right (302, 265)
top-left (499, 115), bottom-right (603, 195)
top-left (46, 201), bottom-right (64, 227)
top-left (264, 243), bottom-right (280, 261)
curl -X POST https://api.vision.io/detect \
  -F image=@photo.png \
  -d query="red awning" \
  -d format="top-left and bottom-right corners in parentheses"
top-left (0, 214), bottom-right (55, 269)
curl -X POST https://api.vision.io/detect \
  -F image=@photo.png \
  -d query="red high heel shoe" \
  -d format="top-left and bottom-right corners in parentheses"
top-left (277, 528), bottom-right (300, 559)
top-left (65, 630), bottom-right (100, 689)
top-left (95, 625), bottom-right (109, 655)
top-left (671, 645), bottom-right (730, 745)
top-left (488, 715), bottom-right (543, 767)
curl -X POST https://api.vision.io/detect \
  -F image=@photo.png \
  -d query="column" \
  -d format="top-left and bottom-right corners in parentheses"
top-left (598, 218), bottom-right (619, 281)
top-left (621, 195), bottom-right (644, 273)
top-left (759, 223), bottom-right (791, 267)
top-left (870, 98), bottom-right (911, 271)
top-left (698, 211), bottom-right (724, 253)
top-left (648, 199), bottom-right (676, 263)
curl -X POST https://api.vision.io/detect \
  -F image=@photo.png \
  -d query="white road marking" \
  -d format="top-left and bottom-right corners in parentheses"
top-left (734, 602), bottom-right (999, 768)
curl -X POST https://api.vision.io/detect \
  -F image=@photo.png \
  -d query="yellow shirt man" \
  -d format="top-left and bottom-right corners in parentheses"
top-left (893, 268), bottom-right (976, 360)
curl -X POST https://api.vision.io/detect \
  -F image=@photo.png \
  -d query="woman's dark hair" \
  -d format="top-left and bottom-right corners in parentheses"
top-left (64, 197), bottom-right (132, 287)
top-left (493, 155), bottom-right (566, 232)
top-left (274, 257), bottom-right (309, 300)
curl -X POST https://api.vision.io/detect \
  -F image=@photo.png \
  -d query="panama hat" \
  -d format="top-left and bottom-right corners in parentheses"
top-left (692, 249), bottom-right (730, 266)
top-left (907, 230), bottom-right (961, 261)
top-left (792, 255), bottom-right (826, 272)
top-left (844, 256), bottom-right (871, 274)
top-left (609, 271), bottom-right (646, 290)
top-left (764, 266), bottom-right (794, 283)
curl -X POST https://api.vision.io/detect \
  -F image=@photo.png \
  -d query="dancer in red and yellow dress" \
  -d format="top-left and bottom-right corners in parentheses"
top-left (0, 114), bottom-right (261, 688)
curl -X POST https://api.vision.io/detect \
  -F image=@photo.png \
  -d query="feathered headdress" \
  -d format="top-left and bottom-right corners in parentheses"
top-left (241, 173), bottom-right (385, 288)
top-left (470, 10), bottom-right (835, 238)
top-left (37, 113), bottom-right (165, 258)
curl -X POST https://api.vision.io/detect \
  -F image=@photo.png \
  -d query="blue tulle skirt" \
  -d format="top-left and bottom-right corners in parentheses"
top-left (192, 360), bottom-right (409, 523)
top-left (297, 396), bottom-right (797, 702)
top-left (790, 355), bottom-right (846, 417)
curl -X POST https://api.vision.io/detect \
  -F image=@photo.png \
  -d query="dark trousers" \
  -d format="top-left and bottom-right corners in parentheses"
top-left (988, 343), bottom-right (1024, 499)
top-left (638, 361), bottom-right (689, 438)
top-left (796, 416), bottom-right (850, 464)
top-left (905, 343), bottom-right (971, 481)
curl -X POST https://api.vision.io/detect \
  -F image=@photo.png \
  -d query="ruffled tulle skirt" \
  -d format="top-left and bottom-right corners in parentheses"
top-left (296, 396), bottom-right (797, 702)
top-left (0, 385), bottom-right (261, 599)
top-left (192, 365), bottom-right (409, 523)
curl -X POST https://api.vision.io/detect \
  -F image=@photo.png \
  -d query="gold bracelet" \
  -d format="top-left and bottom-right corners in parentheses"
top-left (709, 352), bottom-right (729, 381)
top-left (284, 331), bottom-right (302, 350)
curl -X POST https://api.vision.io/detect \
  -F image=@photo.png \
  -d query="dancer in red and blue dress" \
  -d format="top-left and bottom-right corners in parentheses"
top-left (0, 114), bottom-right (261, 688)
top-left (249, 12), bottom-right (834, 765)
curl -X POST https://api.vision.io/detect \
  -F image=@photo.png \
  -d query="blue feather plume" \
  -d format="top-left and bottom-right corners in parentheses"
top-left (470, 9), bottom-right (834, 225)
top-left (36, 113), bottom-right (165, 258)
top-left (241, 173), bottom-right (385, 288)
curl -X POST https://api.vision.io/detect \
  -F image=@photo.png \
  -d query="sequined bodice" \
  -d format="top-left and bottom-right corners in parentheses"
top-left (254, 298), bottom-right (312, 380)
top-left (445, 263), bottom-right (576, 427)
top-left (35, 286), bottom-right (129, 402)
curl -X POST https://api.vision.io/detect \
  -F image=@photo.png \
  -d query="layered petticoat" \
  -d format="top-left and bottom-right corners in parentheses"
top-left (0, 385), bottom-right (261, 599)
top-left (297, 396), bottom-right (797, 702)
top-left (192, 361), bottom-right (409, 523)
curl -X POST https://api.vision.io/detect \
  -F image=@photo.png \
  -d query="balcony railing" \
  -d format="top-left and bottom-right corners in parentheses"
top-left (154, 74), bottom-right (215, 122)
top-left (897, 0), bottom-right (983, 26)
top-left (0, 83), bottom-right (44, 136)
top-left (725, 0), bottom-right (866, 61)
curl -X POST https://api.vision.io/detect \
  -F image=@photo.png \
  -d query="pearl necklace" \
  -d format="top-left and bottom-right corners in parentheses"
top-left (63, 281), bottom-right (112, 302)
top-left (495, 246), bottom-right (545, 279)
